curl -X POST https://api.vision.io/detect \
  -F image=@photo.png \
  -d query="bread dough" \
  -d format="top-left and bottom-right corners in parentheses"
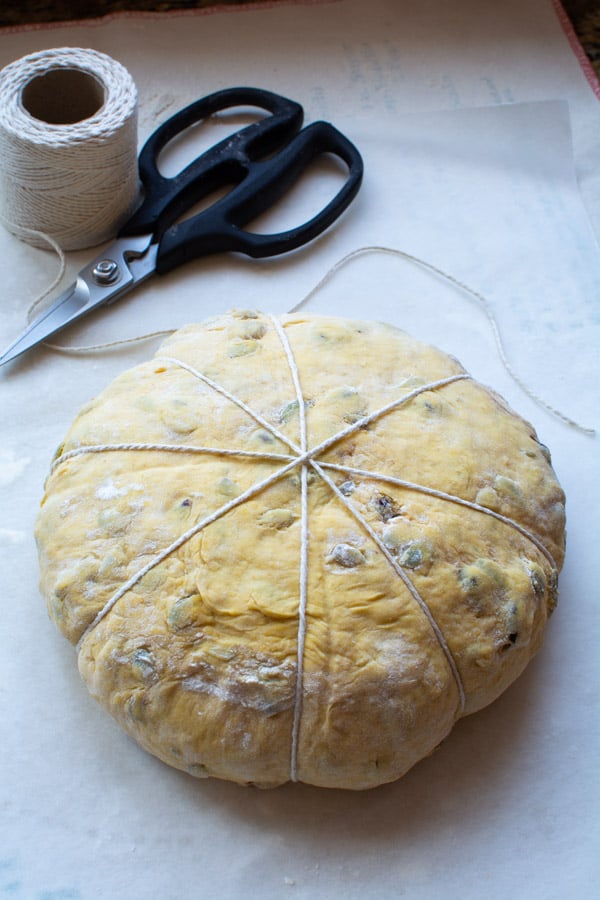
top-left (35, 311), bottom-right (565, 789)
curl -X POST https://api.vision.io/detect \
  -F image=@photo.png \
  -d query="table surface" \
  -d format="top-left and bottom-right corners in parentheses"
top-left (2, 1), bottom-right (599, 81)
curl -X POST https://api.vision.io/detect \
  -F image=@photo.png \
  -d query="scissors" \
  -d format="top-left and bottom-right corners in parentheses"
top-left (0, 86), bottom-right (363, 367)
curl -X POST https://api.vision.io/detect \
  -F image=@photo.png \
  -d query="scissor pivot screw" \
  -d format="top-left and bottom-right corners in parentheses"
top-left (92, 259), bottom-right (120, 285)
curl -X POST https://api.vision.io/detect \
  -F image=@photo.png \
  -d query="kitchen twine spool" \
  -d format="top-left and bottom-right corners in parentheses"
top-left (0, 47), bottom-right (139, 251)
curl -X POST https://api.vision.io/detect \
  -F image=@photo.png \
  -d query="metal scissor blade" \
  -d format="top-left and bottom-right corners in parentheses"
top-left (0, 278), bottom-right (92, 366)
top-left (0, 235), bottom-right (157, 368)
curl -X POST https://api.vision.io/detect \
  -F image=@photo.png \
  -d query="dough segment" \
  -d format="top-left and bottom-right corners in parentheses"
top-left (35, 310), bottom-right (565, 789)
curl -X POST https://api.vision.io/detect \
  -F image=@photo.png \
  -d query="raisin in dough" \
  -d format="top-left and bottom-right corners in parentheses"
top-left (35, 311), bottom-right (565, 790)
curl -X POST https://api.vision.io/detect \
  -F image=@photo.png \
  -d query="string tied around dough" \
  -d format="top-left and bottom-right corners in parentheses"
top-left (69, 352), bottom-right (478, 779)
top-left (62, 329), bottom-right (563, 780)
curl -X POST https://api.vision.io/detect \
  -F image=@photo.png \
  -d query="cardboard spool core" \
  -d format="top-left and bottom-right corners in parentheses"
top-left (21, 68), bottom-right (105, 125)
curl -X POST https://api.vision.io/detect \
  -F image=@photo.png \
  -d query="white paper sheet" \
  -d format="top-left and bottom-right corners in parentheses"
top-left (1, 2), bottom-right (599, 899)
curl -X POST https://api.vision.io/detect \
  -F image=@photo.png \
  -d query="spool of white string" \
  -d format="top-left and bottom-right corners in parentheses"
top-left (0, 47), bottom-right (139, 251)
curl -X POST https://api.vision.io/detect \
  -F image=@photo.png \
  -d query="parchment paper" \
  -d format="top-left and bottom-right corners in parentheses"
top-left (1, 2), bottom-right (598, 898)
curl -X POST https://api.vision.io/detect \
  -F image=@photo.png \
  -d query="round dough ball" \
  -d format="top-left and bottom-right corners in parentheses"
top-left (35, 311), bottom-right (565, 789)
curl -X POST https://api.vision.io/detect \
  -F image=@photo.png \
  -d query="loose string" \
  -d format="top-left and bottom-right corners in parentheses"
top-left (0, 218), bottom-right (67, 321)
top-left (44, 330), bottom-right (176, 354)
top-left (289, 245), bottom-right (595, 436)
top-left (20, 241), bottom-right (595, 436)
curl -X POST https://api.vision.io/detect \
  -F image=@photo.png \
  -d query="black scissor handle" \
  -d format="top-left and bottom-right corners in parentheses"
top-left (120, 87), bottom-right (304, 239)
top-left (154, 119), bottom-right (363, 274)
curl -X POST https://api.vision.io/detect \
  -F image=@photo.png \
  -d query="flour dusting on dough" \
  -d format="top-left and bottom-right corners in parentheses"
top-left (96, 479), bottom-right (127, 501)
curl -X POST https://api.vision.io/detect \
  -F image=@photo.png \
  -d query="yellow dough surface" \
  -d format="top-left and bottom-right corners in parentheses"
top-left (35, 311), bottom-right (565, 789)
